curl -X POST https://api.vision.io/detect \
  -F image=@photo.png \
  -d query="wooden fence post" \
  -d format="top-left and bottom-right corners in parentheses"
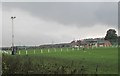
top-left (67, 48), bottom-right (68, 51)
top-left (41, 49), bottom-right (43, 53)
top-left (19, 51), bottom-right (20, 55)
top-left (61, 48), bottom-right (62, 52)
top-left (48, 49), bottom-right (50, 53)
top-left (34, 50), bottom-right (35, 54)
top-left (26, 50), bottom-right (27, 55)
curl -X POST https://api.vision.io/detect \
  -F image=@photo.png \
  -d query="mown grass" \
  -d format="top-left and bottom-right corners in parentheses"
top-left (2, 47), bottom-right (118, 74)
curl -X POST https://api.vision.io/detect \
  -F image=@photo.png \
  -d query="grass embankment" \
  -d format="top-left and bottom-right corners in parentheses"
top-left (2, 47), bottom-right (118, 74)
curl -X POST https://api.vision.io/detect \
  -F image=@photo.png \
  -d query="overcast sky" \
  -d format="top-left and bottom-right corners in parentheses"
top-left (2, 2), bottom-right (118, 47)
top-left (0, 2), bottom-right (2, 47)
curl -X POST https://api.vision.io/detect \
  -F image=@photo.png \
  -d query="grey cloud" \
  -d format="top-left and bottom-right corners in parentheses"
top-left (94, 3), bottom-right (118, 26)
top-left (3, 2), bottom-right (118, 27)
top-left (118, 2), bottom-right (120, 35)
top-left (2, 2), bottom-right (118, 47)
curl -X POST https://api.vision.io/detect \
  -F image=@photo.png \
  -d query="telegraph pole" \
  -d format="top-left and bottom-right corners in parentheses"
top-left (11, 16), bottom-right (16, 55)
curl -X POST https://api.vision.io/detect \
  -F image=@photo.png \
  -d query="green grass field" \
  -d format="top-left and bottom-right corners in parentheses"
top-left (2, 47), bottom-right (118, 74)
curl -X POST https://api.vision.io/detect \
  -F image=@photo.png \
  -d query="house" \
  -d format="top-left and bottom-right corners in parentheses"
top-left (70, 38), bottom-right (112, 48)
top-left (70, 40), bottom-right (81, 48)
top-left (97, 40), bottom-right (111, 47)
top-left (83, 38), bottom-right (112, 48)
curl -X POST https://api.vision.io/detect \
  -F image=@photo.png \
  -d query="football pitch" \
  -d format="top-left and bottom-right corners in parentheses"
top-left (2, 47), bottom-right (118, 74)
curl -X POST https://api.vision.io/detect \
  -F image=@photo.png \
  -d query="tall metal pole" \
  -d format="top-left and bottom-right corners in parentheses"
top-left (11, 16), bottom-right (16, 55)
top-left (11, 17), bottom-right (14, 55)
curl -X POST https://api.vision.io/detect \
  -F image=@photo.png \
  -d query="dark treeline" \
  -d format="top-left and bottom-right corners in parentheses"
top-left (105, 29), bottom-right (119, 45)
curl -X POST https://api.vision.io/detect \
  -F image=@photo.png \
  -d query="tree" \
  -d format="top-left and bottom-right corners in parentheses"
top-left (118, 36), bottom-right (120, 46)
top-left (104, 29), bottom-right (118, 45)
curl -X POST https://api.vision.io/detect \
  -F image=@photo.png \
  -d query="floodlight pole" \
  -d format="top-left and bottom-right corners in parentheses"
top-left (11, 16), bottom-right (16, 55)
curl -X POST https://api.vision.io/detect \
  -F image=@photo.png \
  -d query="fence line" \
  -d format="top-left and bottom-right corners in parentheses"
top-left (16, 46), bottom-right (117, 55)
